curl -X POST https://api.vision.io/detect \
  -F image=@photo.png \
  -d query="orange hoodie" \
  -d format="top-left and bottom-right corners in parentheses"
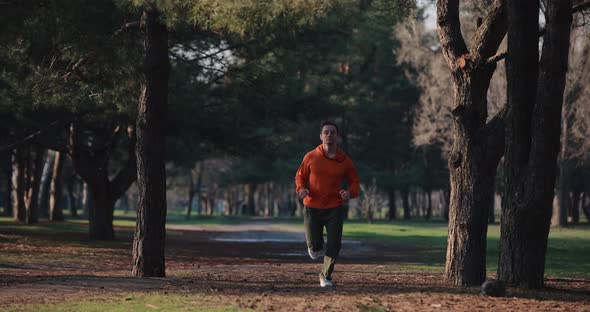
top-left (295, 145), bottom-right (360, 209)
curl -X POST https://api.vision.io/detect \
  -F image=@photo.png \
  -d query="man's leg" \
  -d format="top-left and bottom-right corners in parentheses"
top-left (304, 206), bottom-right (324, 254)
top-left (321, 206), bottom-right (344, 281)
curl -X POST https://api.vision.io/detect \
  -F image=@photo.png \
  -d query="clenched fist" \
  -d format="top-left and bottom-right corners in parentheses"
top-left (339, 189), bottom-right (350, 201)
top-left (298, 189), bottom-right (309, 199)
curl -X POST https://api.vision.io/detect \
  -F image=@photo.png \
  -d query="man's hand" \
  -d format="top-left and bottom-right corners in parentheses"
top-left (298, 189), bottom-right (309, 199)
top-left (339, 189), bottom-right (350, 201)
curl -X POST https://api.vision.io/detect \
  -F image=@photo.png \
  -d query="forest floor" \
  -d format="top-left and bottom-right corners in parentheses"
top-left (1, 219), bottom-right (589, 311)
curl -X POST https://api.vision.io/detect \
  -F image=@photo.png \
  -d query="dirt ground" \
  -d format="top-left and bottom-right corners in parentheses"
top-left (1, 222), bottom-right (589, 311)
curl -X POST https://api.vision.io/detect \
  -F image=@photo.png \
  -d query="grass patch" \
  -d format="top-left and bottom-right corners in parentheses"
top-left (5, 293), bottom-right (249, 312)
top-left (337, 221), bottom-right (590, 278)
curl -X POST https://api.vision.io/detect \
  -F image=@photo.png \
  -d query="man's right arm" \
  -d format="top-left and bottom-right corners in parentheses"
top-left (295, 154), bottom-right (310, 197)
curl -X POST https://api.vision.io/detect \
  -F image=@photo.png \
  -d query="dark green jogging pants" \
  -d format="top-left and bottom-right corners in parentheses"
top-left (304, 206), bottom-right (344, 280)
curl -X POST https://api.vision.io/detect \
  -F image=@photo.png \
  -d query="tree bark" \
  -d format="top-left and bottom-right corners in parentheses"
top-left (571, 190), bottom-right (580, 224)
top-left (244, 183), bottom-right (257, 216)
top-left (2, 152), bottom-right (12, 217)
top-left (38, 150), bottom-right (54, 218)
top-left (426, 189), bottom-right (432, 220)
top-left (438, 0), bottom-right (507, 286)
top-left (442, 188), bottom-right (450, 221)
top-left (499, 0), bottom-right (572, 289)
top-left (402, 189), bottom-right (410, 220)
top-left (66, 175), bottom-right (78, 218)
top-left (24, 146), bottom-right (44, 224)
top-left (12, 147), bottom-right (26, 223)
top-left (388, 189), bottom-right (396, 220)
top-left (556, 105), bottom-right (571, 227)
top-left (49, 151), bottom-right (65, 221)
top-left (70, 123), bottom-right (136, 240)
top-left (132, 3), bottom-right (169, 277)
top-left (186, 170), bottom-right (194, 220)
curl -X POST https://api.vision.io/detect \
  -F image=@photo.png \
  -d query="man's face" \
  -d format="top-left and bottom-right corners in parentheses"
top-left (320, 125), bottom-right (338, 145)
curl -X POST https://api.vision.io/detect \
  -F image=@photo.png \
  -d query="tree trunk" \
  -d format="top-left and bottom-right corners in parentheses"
top-left (66, 174), bottom-right (78, 217)
top-left (12, 147), bottom-right (26, 223)
top-left (24, 146), bottom-right (44, 224)
top-left (50, 151), bottom-right (65, 221)
top-left (411, 191), bottom-right (419, 218)
top-left (82, 182), bottom-right (89, 217)
top-left (38, 150), bottom-right (54, 218)
top-left (488, 193), bottom-right (496, 224)
top-left (582, 193), bottom-right (590, 222)
top-left (186, 171), bottom-right (194, 220)
top-left (2, 153), bottom-right (12, 217)
top-left (437, 0), bottom-right (508, 287)
top-left (571, 190), bottom-right (580, 224)
top-left (264, 183), bottom-right (271, 217)
top-left (400, 190), bottom-right (410, 220)
top-left (132, 3), bottom-right (169, 277)
top-left (388, 189), bottom-right (396, 220)
top-left (556, 121), bottom-right (570, 227)
top-left (187, 161), bottom-right (204, 219)
top-left (244, 183), bottom-right (257, 216)
top-left (426, 189), bottom-right (432, 220)
top-left (499, 0), bottom-right (572, 289)
top-left (442, 188), bottom-right (450, 221)
top-left (87, 180), bottom-right (115, 240)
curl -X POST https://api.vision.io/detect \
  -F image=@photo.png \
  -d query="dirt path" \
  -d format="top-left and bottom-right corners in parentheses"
top-left (1, 221), bottom-right (589, 311)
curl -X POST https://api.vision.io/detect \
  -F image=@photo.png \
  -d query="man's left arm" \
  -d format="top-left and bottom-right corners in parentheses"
top-left (346, 159), bottom-right (360, 198)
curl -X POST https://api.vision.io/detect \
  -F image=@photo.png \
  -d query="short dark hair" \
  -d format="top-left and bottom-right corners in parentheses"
top-left (320, 121), bottom-right (339, 134)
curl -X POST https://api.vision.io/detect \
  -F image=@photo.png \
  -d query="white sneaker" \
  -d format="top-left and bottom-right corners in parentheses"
top-left (307, 245), bottom-right (326, 260)
top-left (320, 275), bottom-right (333, 287)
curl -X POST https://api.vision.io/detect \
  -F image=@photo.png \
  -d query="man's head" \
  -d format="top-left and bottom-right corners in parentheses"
top-left (320, 121), bottom-right (339, 146)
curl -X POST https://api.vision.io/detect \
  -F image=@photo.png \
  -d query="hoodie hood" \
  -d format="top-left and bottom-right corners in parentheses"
top-left (316, 144), bottom-right (347, 162)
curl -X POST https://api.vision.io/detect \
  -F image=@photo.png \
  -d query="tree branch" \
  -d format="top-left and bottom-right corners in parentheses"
top-left (109, 126), bottom-right (137, 200)
top-left (471, 0), bottom-right (508, 61)
top-left (573, 0), bottom-right (590, 13)
top-left (487, 51), bottom-right (507, 64)
top-left (437, 0), bottom-right (469, 71)
top-left (113, 21), bottom-right (140, 37)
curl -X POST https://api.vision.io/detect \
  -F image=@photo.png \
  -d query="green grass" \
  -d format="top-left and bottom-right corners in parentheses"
top-left (5, 293), bottom-right (250, 312)
top-left (336, 220), bottom-right (590, 278)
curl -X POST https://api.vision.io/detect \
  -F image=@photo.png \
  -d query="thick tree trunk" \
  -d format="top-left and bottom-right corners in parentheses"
top-left (437, 0), bottom-right (508, 286)
top-left (70, 121), bottom-right (136, 240)
top-left (556, 119), bottom-right (570, 227)
top-left (388, 189), bottom-right (396, 220)
top-left (82, 182), bottom-right (89, 217)
top-left (444, 76), bottom-right (503, 286)
top-left (186, 171), bottom-right (194, 220)
top-left (426, 189), bottom-right (432, 220)
top-left (12, 147), bottom-right (26, 223)
top-left (442, 188), bottom-right (450, 221)
top-left (24, 146), bottom-right (44, 224)
top-left (244, 183), bottom-right (257, 216)
top-left (401, 190), bottom-right (410, 220)
top-left (488, 193), bottom-right (495, 224)
top-left (571, 190), bottom-right (580, 224)
top-left (187, 161), bottom-right (204, 219)
top-left (87, 181), bottom-right (115, 240)
top-left (66, 175), bottom-right (78, 217)
top-left (38, 151), bottom-right (54, 218)
top-left (132, 3), bottom-right (169, 277)
top-left (582, 193), bottom-right (590, 222)
top-left (50, 151), bottom-right (65, 221)
top-left (499, 0), bottom-right (572, 289)
top-left (2, 152), bottom-right (12, 217)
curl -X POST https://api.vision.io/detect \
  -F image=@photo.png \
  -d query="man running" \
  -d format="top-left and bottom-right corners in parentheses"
top-left (295, 121), bottom-right (360, 287)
